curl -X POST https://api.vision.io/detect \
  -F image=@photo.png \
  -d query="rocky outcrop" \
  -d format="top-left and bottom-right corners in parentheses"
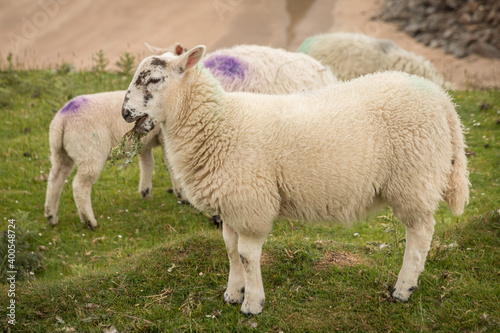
top-left (376, 0), bottom-right (500, 59)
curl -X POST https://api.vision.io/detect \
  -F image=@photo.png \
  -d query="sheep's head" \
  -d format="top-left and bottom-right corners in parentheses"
top-left (122, 45), bottom-right (206, 134)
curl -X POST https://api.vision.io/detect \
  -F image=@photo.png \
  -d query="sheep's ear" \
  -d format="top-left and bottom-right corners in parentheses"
top-left (172, 45), bottom-right (206, 75)
top-left (174, 43), bottom-right (187, 56)
top-left (145, 43), bottom-right (170, 55)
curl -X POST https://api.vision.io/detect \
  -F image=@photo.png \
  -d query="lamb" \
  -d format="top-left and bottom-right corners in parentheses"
top-left (45, 44), bottom-right (337, 229)
top-left (44, 91), bottom-right (166, 229)
top-left (298, 32), bottom-right (448, 86)
top-left (121, 46), bottom-right (469, 315)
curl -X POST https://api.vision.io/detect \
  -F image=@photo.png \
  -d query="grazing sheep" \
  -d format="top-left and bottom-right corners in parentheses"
top-left (45, 45), bottom-right (336, 229)
top-left (122, 46), bottom-right (469, 315)
top-left (298, 32), bottom-right (447, 86)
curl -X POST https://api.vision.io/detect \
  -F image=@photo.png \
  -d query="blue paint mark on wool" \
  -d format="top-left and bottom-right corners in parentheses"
top-left (59, 96), bottom-right (88, 114)
top-left (203, 55), bottom-right (246, 80)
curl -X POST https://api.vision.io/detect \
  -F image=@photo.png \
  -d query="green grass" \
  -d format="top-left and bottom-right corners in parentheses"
top-left (0, 68), bottom-right (499, 332)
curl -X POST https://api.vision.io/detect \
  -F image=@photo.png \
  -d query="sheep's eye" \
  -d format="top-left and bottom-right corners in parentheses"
top-left (148, 78), bottom-right (162, 85)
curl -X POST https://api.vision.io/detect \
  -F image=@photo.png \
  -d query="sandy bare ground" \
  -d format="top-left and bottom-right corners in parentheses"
top-left (1, 0), bottom-right (498, 89)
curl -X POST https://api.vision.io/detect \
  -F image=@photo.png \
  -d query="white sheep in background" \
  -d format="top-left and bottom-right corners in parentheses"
top-left (45, 44), bottom-right (337, 229)
top-left (122, 46), bottom-right (469, 315)
top-left (200, 44), bottom-right (336, 93)
top-left (298, 32), bottom-right (448, 87)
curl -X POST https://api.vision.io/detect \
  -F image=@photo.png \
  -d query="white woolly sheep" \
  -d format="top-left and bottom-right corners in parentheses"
top-left (44, 91), bottom-right (166, 229)
top-left (298, 32), bottom-right (448, 86)
top-left (122, 46), bottom-right (469, 315)
top-left (45, 44), bottom-right (337, 229)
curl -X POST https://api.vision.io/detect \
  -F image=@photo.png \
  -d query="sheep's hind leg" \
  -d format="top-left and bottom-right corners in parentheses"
top-left (238, 234), bottom-right (267, 315)
top-left (72, 168), bottom-right (101, 230)
top-left (392, 213), bottom-right (435, 302)
top-left (138, 147), bottom-right (154, 199)
top-left (223, 223), bottom-right (245, 304)
top-left (44, 151), bottom-right (74, 226)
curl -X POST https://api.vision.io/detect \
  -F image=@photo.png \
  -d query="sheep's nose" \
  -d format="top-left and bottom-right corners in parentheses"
top-left (122, 108), bottom-right (131, 121)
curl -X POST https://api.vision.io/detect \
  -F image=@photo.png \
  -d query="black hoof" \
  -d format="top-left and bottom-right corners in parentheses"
top-left (87, 221), bottom-right (99, 230)
top-left (141, 188), bottom-right (150, 198)
top-left (209, 215), bottom-right (223, 228)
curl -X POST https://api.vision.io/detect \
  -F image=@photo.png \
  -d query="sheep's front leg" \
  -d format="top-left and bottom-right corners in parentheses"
top-left (238, 234), bottom-right (267, 315)
top-left (161, 144), bottom-right (188, 203)
top-left (392, 215), bottom-right (435, 302)
top-left (223, 223), bottom-right (245, 304)
top-left (138, 147), bottom-right (154, 199)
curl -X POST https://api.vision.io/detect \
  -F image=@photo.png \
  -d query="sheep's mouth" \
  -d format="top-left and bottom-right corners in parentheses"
top-left (134, 115), bottom-right (150, 134)
top-left (135, 115), bottom-right (147, 127)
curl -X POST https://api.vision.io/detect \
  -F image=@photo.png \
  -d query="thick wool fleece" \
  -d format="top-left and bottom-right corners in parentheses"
top-left (160, 68), bottom-right (468, 235)
top-left (203, 44), bottom-right (337, 94)
top-left (298, 32), bottom-right (448, 87)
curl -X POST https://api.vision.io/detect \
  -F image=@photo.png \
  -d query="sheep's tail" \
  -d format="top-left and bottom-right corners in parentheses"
top-left (443, 104), bottom-right (470, 215)
top-left (49, 113), bottom-right (65, 157)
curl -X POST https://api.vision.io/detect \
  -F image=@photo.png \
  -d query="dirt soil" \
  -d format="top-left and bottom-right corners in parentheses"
top-left (1, 0), bottom-right (498, 90)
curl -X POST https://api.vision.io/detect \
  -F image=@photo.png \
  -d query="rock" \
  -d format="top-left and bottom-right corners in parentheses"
top-left (468, 41), bottom-right (500, 59)
top-left (375, 0), bottom-right (500, 59)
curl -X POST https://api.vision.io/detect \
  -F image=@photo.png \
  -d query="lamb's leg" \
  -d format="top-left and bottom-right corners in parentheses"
top-left (223, 223), bottom-right (246, 304)
top-left (44, 151), bottom-right (74, 226)
top-left (138, 146), bottom-right (154, 199)
top-left (392, 214), bottom-right (435, 302)
top-left (72, 168), bottom-right (101, 230)
top-left (238, 234), bottom-right (267, 315)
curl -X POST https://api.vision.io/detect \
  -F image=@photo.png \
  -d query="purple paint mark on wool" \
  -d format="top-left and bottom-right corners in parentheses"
top-left (203, 55), bottom-right (246, 80)
top-left (59, 96), bottom-right (88, 114)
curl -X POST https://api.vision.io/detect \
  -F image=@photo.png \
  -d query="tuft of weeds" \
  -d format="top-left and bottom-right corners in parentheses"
top-left (91, 49), bottom-right (109, 73)
top-left (378, 208), bottom-right (405, 249)
top-left (115, 52), bottom-right (136, 76)
top-left (107, 128), bottom-right (145, 170)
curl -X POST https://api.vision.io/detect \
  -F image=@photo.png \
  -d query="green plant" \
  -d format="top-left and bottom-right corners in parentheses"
top-left (107, 128), bottom-right (145, 170)
top-left (6, 53), bottom-right (14, 71)
top-left (55, 62), bottom-right (75, 74)
top-left (91, 49), bottom-right (109, 73)
top-left (378, 208), bottom-right (405, 249)
top-left (115, 52), bottom-right (136, 76)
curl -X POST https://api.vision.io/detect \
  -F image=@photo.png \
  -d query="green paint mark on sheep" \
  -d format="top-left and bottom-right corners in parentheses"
top-left (409, 74), bottom-right (435, 92)
top-left (297, 35), bottom-right (321, 54)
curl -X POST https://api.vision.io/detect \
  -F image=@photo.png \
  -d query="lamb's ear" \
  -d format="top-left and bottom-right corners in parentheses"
top-left (172, 45), bottom-right (206, 75)
top-left (145, 43), bottom-right (169, 55)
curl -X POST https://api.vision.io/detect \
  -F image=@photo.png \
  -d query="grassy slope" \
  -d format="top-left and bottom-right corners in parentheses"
top-left (0, 69), bottom-right (498, 332)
